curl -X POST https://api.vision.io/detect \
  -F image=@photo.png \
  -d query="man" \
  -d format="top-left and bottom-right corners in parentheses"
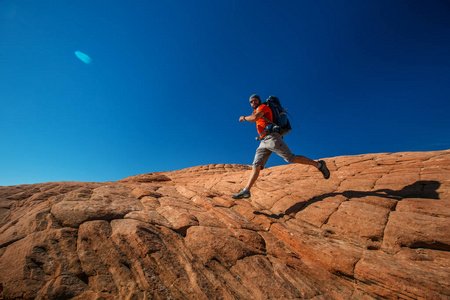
top-left (232, 94), bottom-right (330, 199)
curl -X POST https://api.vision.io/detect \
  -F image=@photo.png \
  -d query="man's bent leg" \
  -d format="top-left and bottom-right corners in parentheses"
top-left (269, 133), bottom-right (330, 179)
top-left (294, 156), bottom-right (330, 179)
top-left (294, 155), bottom-right (319, 168)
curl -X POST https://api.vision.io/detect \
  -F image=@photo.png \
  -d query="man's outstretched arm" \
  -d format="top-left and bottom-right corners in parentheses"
top-left (239, 110), bottom-right (264, 122)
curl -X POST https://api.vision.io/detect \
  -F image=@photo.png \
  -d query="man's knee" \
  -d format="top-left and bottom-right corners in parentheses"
top-left (252, 164), bottom-right (263, 170)
top-left (285, 154), bottom-right (296, 164)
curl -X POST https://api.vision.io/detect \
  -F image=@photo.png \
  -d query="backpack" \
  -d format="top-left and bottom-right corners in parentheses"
top-left (260, 96), bottom-right (292, 137)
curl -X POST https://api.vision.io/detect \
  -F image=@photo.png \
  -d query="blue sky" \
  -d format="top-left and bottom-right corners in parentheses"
top-left (1, 0), bottom-right (449, 186)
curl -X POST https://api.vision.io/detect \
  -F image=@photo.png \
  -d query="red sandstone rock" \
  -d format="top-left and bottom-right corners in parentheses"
top-left (0, 150), bottom-right (449, 299)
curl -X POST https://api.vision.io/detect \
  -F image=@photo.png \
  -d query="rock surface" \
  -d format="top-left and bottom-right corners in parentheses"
top-left (0, 150), bottom-right (449, 299)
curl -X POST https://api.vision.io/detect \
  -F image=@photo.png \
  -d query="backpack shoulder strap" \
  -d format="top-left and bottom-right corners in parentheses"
top-left (259, 103), bottom-right (274, 124)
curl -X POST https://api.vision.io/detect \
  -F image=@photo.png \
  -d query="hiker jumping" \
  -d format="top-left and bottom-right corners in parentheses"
top-left (232, 94), bottom-right (330, 199)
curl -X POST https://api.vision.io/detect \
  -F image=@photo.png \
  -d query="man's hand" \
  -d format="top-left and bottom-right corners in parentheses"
top-left (239, 116), bottom-right (246, 122)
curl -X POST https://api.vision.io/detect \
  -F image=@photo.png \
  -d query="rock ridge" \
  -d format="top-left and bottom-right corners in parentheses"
top-left (0, 150), bottom-right (449, 299)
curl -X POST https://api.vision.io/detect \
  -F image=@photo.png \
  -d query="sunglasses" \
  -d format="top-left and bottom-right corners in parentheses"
top-left (250, 99), bottom-right (259, 103)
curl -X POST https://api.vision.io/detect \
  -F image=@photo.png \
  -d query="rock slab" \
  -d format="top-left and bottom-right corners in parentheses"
top-left (0, 151), bottom-right (449, 299)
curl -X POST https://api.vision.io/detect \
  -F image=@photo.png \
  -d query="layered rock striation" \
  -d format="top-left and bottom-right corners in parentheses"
top-left (0, 150), bottom-right (449, 299)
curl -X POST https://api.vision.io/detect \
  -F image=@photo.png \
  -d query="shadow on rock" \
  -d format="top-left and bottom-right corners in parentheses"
top-left (256, 180), bottom-right (441, 219)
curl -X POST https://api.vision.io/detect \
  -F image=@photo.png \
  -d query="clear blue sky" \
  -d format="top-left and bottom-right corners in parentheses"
top-left (1, 0), bottom-right (449, 186)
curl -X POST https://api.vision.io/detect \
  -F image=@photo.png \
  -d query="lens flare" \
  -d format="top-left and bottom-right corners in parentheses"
top-left (74, 51), bottom-right (92, 64)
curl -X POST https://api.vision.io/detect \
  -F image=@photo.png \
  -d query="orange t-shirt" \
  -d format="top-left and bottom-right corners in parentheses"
top-left (254, 104), bottom-right (273, 136)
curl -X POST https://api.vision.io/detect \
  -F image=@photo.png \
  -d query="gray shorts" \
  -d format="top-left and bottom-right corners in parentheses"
top-left (252, 133), bottom-right (296, 169)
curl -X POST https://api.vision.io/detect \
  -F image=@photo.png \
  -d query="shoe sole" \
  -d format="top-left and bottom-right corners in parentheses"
top-left (319, 160), bottom-right (330, 179)
top-left (231, 194), bottom-right (250, 199)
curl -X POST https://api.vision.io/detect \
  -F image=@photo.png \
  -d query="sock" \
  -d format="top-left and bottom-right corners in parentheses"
top-left (243, 188), bottom-right (249, 192)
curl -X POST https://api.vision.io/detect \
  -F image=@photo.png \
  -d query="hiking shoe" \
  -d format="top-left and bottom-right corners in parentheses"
top-left (318, 160), bottom-right (330, 179)
top-left (232, 189), bottom-right (251, 199)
